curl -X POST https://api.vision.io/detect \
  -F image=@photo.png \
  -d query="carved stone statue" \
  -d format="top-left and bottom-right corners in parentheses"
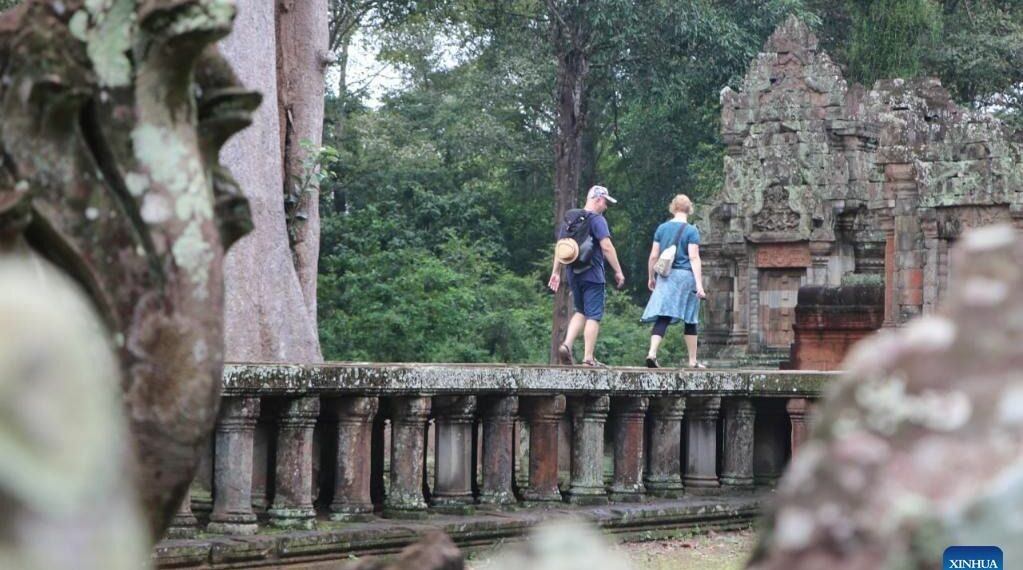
top-left (0, 0), bottom-right (257, 539)
top-left (0, 258), bottom-right (150, 569)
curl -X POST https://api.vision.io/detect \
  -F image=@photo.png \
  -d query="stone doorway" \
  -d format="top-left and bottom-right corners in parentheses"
top-left (758, 270), bottom-right (803, 349)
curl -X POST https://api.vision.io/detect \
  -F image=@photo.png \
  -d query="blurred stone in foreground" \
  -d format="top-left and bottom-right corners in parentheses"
top-left (0, 259), bottom-right (149, 570)
top-left (486, 518), bottom-right (633, 570)
top-left (747, 224), bottom-right (1023, 569)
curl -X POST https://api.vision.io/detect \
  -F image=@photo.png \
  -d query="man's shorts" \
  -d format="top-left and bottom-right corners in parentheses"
top-left (570, 279), bottom-right (605, 321)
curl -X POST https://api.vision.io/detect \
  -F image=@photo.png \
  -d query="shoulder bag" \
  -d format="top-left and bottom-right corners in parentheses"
top-left (653, 222), bottom-right (687, 278)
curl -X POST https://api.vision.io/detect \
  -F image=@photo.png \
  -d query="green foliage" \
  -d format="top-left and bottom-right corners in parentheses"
top-left (287, 141), bottom-right (341, 244)
top-left (809, 0), bottom-right (1023, 125)
top-left (318, 0), bottom-right (1021, 364)
top-left (846, 0), bottom-right (942, 85)
top-left (924, 1), bottom-right (1023, 127)
top-left (319, 237), bottom-right (551, 363)
top-left (319, 0), bottom-right (817, 363)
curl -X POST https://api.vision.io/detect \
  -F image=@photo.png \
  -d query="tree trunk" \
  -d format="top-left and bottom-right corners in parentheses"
top-left (548, 1), bottom-right (591, 364)
top-left (220, 0), bottom-right (323, 362)
top-left (581, 113), bottom-right (599, 190)
top-left (278, 0), bottom-right (329, 340)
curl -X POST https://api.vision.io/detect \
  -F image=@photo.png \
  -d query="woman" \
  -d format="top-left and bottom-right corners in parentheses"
top-left (640, 194), bottom-right (707, 368)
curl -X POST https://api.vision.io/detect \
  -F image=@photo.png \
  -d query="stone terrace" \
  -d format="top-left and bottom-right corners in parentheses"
top-left (155, 364), bottom-right (836, 569)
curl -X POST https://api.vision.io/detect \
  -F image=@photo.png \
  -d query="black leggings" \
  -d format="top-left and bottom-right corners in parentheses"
top-left (651, 316), bottom-right (697, 337)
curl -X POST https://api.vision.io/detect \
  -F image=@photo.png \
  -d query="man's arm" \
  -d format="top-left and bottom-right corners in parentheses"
top-left (600, 237), bottom-right (625, 289)
top-left (548, 256), bottom-right (562, 292)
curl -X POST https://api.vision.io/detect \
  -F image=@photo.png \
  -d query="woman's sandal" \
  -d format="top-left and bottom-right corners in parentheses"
top-left (688, 361), bottom-right (707, 369)
top-left (645, 356), bottom-right (659, 369)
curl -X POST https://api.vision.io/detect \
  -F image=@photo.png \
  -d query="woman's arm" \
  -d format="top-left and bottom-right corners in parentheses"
top-left (688, 243), bottom-right (706, 298)
top-left (647, 242), bottom-right (660, 291)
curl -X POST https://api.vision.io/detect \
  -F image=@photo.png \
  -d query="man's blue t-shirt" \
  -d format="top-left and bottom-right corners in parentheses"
top-left (568, 212), bottom-right (610, 284)
top-left (653, 221), bottom-right (701, 270)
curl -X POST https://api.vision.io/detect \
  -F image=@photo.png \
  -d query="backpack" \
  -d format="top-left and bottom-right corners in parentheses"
top-left (560, 208), bottom-right (595, 273)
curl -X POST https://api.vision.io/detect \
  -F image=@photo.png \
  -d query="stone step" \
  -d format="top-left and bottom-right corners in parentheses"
top-left (154, 493), bottom-right (766, 569)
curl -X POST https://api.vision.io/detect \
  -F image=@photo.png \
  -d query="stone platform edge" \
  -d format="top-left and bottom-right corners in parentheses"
top-left (222, 362), bottom-right (837, 397)
top-left (154, 494), bottom-right (765, 569)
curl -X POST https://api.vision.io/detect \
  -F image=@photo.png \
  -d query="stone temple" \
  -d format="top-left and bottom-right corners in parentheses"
top-left (700, 17), bottom-right (1023, 369)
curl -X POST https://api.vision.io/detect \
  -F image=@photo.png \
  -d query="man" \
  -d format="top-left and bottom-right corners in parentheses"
top-left (548, 185), bottom-right (626, 367)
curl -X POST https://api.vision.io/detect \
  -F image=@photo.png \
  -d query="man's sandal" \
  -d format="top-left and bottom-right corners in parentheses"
top-left (558, 344), bottom-right (575, 366)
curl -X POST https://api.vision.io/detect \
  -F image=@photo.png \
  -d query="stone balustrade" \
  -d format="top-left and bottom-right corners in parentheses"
top-left (167, 363), bottom-right (833, 546)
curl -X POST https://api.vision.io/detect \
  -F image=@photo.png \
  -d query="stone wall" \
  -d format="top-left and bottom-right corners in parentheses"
top-left (784, 285), bottom-right (884, 371)
top-left (702, 16), bottom-right (1023, 363)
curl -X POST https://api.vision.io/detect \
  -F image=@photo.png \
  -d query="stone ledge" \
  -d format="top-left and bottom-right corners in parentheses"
top-left (154, 494), bottom-right (766, 569)
top-left (223, 362), bottom-right (837, 397)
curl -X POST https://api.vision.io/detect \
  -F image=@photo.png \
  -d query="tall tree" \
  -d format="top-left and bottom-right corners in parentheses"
top-left (847, 0), bottom-right (942, 85)
top-left (807, 0), bottom-right (1023, 125)
top-left (278, 0), bottom-right (330, 333)
top-left (220, 0), bottom-right (326, 362)
top-left (547, 0), bottom-right (593, 363)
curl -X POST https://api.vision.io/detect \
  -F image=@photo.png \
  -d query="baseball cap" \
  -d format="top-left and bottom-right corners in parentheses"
top-left (587, 185), bottom-right (617, 203)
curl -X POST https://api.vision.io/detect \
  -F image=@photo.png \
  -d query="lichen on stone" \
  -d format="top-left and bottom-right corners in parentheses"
top-left (171, 220), bottom-right (213, 298)
top-left (74, 0), bottom-right (135, 88)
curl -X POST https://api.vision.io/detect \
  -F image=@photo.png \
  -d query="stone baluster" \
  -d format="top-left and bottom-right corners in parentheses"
top-left (567, 395), bottom-right (610, 505)
top-left (754, 400), bottom-right (788, 487)
top-left (684, 397), bottom-right (721, 492)
top-left (208, 397), bottom-right (261, 535)
top-left (610, 396), bottom-right (649, 502)
top-left (250, 421), bottom-right (271, 517)
top-left (329, 397), bottom-right (379, 521)
top-left (786, 398), bottom-right (810, 456)
top-left (383, 396), bottom-right (432, 519)
top-left (720, 398), bottom-right (756, 489)
top-left (521, 395), bottom-right (566, 504)
top-left (431, 396), bottom-right (478, 513)
top-left (166, 490), bottom-right (198, 539)
top-left (269, 397), bottom-right (320, 529)
top-left (371, 417), bottom-right (386, 506)
top-left (644, 397), bottom-right (686, 498)
top-left (191, 438), bottom-right (215, 521)
top-left (478, 396), bottom-right (518, 507)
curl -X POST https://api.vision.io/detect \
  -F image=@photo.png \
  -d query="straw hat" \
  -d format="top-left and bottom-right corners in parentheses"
top-left (555, 238), bottom-right (579, 264)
